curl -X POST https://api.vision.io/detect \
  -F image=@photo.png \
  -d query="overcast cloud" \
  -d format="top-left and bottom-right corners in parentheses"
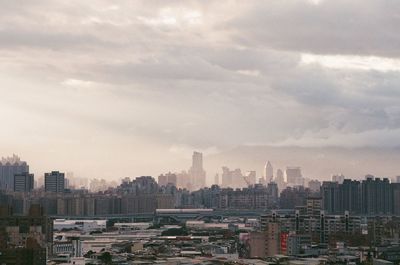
top-left (1, 0), bottom-right (399, 179)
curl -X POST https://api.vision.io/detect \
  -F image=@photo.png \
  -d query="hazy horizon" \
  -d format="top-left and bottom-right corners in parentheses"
top-left (1, 1), bottom-right (400, 181)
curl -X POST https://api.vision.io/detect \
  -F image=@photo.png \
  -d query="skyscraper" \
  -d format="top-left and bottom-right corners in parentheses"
top-left (44, 171), bottom-right (65, 193)
top-left (158, 172), bottom-right (177, 187)
top-left (286, 167), bottom-right (303, 186)
top-left (0, 155), bottom-right (29, 191)
top-left (275, 169), bottom-right (286, 192)
top-left (14, 172), bottom-right (34, 192)
top-left (188, 151), bottom-right (206, 190)
top-left (264, 161), bottom-right (273, 183)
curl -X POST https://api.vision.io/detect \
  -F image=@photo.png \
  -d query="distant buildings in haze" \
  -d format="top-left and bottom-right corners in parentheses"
top-left (264, 161), bottom-right (273, 183)
top-left (189, 151), bottom-right (206, 190)
top-left (286, 167), bottom-right (303, 186)
top-left (158, 172), bottom-right (177, 187)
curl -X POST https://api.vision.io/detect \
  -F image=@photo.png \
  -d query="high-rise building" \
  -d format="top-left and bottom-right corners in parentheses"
top-left (321, 181), bottom-right (340, 214)
top-left (214, 173), bottom-right (219, 186)
top-left (44, 171), bottom-right (65, 193)
top-left (275, 169), bottom-right (286, 192)
top-left (158, 172), bottom-right (177, 187)
top-left (188, 151), bottom-right (206, 190)
top-left (285, 167), bottom-right (303, 186)
top-left (361, 176), bottom-right (392, 215)
top-left (308, 179), bottom-right (321, 193)
top-left (221, 167), bottom-right (244, 188)
top-left (0, 155), bottom-right (29, 191)
top-left (176, 171), bottom-right (191, 190)
top-left (265, 161), bottom-right (273, 183)
top-left (332, 174), bottom-right (345, 184)
top-left (393, 183), bottom-right (400, 216)
top-left (340, 179), bottom-right (361, 214)
top-left (267, 182), bottom-right (279, 206)
top-left (14, 172), bottom-right (34, 192)
top-left (322, 177), bottom-right (394, 215)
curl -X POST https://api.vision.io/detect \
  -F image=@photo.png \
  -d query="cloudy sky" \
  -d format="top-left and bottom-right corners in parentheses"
top-left (1, 0), bottom-right (400, 179)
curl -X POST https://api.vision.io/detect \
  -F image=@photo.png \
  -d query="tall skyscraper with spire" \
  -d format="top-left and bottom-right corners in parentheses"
top-left (264, 161), bottom-right (273, 183)
top-left (189, 151), bottom-right (206, 190)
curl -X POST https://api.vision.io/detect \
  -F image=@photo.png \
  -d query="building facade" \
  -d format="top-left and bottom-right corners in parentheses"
top-left (45, 171), bottom-right (65, 193)
top-left (0, 155), bottom-right (29, 191)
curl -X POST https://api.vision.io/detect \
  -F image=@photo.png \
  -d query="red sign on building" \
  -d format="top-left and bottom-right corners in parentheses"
top-left (280, 232), bottom-right (289, 254)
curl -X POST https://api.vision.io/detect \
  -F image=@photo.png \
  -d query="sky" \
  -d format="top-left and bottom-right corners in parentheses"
top-left (1, 0), bottom-right (400, 180)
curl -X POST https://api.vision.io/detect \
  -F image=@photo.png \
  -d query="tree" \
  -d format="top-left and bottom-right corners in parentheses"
top-left (99, 251), bottom-right (112, 264)
top-left (84, 250), bottom-right (95, 258)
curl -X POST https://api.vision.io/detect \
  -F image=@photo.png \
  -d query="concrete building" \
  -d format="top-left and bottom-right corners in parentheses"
top-left (361, 177), bottom-right (392, 215)
top-left (286, 167), bottom-right (303, 187)
top-left (221, 167), bottom-right (245, 188)
top-left (306, 197), bottom-right (322, 216)
top-left (308, 180), bottom-right (321, 193)
top-left (0, 155), bottom-right (29, 191)
top-left (249, 231), bottom-right (266, 258)
top-left (14, 172), bottom-right (34, 192)
top-left (189, 152), bottom-right (206, 190)
top-left (265, 222), bottom-right (280, 256)
top-left (0, 204), bottom-right (53, 265)
top-left (286, 234), bottom-right (312, 256)
top-left (158, 172), bottom-right (177, 187)
top-left (45, 171), bottom-right (65, 193)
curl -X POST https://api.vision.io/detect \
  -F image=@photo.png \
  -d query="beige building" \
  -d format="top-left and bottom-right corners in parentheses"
top-left (266, 222), bottom-right (280, 256)
top-left (249, 231), bottom-right (266, 258)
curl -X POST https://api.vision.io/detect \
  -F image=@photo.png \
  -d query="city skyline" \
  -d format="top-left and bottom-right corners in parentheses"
top-left (1, 1), bottom-right (400, 179)
top-left (2, 152), bottom-right (399, 191)
top-left (2, 1), bottom-right (400, 264)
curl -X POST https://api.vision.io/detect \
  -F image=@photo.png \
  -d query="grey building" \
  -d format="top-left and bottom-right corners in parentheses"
top-left (0, 155), bottom-right (29, 191)
top-left (45, 171), bottom-right (65, 193)
top-left (361, 176), bottom-right (392, 215)
top-left (322, 177), bottom-right (395, 215)
top-left (14, 172), bottom-right (34, 192)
